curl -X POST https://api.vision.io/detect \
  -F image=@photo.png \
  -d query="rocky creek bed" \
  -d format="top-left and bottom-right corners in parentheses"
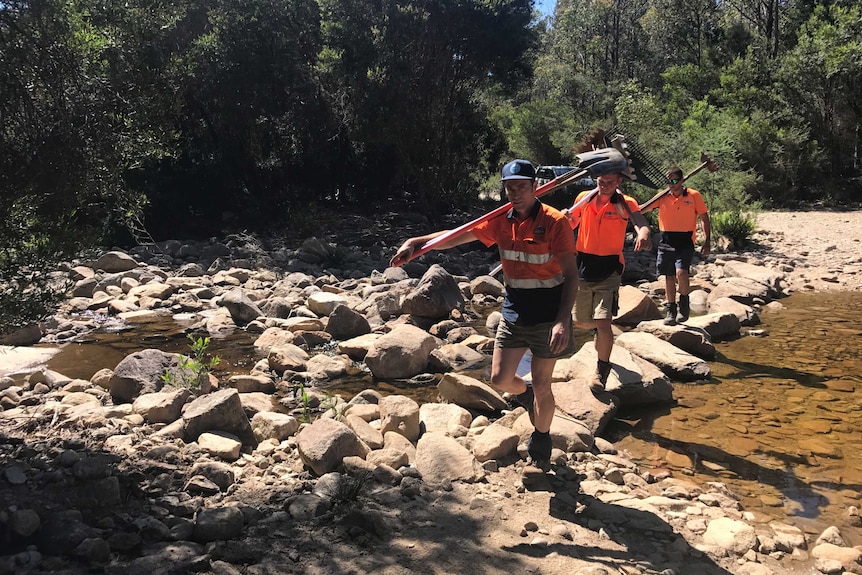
top-left (1, 209), bottom-right (861, 575)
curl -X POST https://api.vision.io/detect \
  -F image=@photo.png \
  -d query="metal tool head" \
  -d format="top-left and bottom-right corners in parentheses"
top-left (574, 147), bottom-right (628, 177)
top-left (701, 152), bottom-right (719, 173)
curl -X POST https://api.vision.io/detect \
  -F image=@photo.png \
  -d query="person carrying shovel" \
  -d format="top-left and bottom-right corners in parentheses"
top-left (640, 166), bottom-right (711, 325)
top-left (390, 159), bottom-right (578, 470)
top-left (562, 171), bottom-right (653, 393)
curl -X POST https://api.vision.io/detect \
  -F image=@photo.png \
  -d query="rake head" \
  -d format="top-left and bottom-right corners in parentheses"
top-left (574, 126), bottom-right (665, 190)
top-left (605, 128), bottom-right (665, 190)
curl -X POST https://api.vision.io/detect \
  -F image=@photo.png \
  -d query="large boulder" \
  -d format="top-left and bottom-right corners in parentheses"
top-left (107, 349), bottom-right (180, 404)
top-left (419, 402), bottom-right (473, 435)
top-left (400, 264), bottom-right (464, 319)
top-left (437, 373), bottom-right (508, 412)
top-left (220, 288), bottom-right (263, 326)
top-left (721, 260), bottom-right (784, 295)
top-left (364, 324), bottom-right (437, 379)
top-left (296, 417), bottom-right (370, 476)
top-left (182, 389), bottom-right (256, 446)
top-left (556, 342), bottom-right (674, 407)
top-left (614, 285), bottom-right (663, 325)
top-left (615, 331), bottom-right (711, 381)
top-left (708, 297), bottom-right (760, 326)
top-left (428, 343), bottom-right (488, 372)
top-left (325, 304), bottom-right (371, 340)
top-left (550, 378), bottom-right (619, 436)
top-left (511, 412), bottom-right (594, 453)
top-left (471, 423), bottom-right (519, 462)
top-left (633, 321), bottom-right (716, 360)
top-left (707, 277), bottom-right (772, 306)
top-left (379, 394), bottom-right (421, 442)
top-left (306, 292), bottom-right (347, 317)
top-left (685, 312), bottom-right (741, 342)
top-left (90, 251), bottom-right (139, 273)
top-left (414, 433), bottom-right (485, 485)
top-left (132, 388), bottom-right (191, 423)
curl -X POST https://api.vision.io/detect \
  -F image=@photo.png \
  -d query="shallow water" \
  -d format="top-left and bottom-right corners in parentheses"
top-left (606, 291), bottom-right (862, 543)
top-left (40, 291), bottom-right (862, 542)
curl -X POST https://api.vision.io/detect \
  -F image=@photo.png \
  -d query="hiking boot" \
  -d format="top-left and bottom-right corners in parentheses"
top-left (514, 384), bottom-right (535, 425)
top-left (527, 430), bottom-right (552, 467)
top-left (664, 302), bottom-right (678, 326)
top-left (589, 359), bottom-right (612, 393)
top-left (677, 294), bottom-right (690, 323)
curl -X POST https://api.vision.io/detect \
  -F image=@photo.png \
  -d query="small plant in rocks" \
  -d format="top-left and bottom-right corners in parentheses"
top-left (327, 472), bottom-right (372, 517)
top-left (161, 333), bottom-right (221, 391)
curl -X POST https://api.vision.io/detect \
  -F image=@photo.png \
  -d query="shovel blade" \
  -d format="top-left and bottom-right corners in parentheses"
top-left (575, 147), bottom-right (628, 177)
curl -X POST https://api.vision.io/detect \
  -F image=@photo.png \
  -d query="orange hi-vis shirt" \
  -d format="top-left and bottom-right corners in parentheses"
top-left (570, 189), bottom-right (640, 265)
top-left (473, 199), bottom-right (576, 289)
top-left (656, 188), bottom-right (708, 232)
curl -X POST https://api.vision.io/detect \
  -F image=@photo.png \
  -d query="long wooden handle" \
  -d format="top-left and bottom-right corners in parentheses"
top-left (401, 167), bottom-right (590, 264)
top-left (638, 159), bottom-right (713, 211)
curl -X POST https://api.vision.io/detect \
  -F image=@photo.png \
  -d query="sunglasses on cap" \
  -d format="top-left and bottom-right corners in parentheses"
top-left (667, 178), bottom-right (681, 185)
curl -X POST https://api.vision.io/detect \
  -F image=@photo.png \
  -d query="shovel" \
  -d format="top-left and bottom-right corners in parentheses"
top-left (393, 147), bottom-right (629, 266)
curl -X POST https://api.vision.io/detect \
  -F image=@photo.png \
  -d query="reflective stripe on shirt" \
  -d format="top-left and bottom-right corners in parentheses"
top-left (506, 274), bottom-right (564, 289)
top-left (498, 248), bottom-right (553, 265)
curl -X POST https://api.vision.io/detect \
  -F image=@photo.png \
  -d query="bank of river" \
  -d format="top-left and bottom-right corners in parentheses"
top-left (36, 289), bottom-right (862, 545)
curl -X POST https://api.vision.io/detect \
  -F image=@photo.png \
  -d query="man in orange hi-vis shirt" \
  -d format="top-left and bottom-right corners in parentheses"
top-left (563, 172), bottom-right (652, 393)
top-left (641, 166), bottom-right (711, 325)
top-left (391, 160), bottom-right (577, 470)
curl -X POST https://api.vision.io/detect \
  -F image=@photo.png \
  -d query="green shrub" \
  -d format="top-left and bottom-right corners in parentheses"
top-left (162, 334), bottom-right (221, 392)
top-left (712, 210), bottom-right (757, 247)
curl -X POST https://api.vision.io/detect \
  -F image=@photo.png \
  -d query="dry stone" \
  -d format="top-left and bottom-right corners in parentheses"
top-left (437, 372), bottom-right (507, 412)
top-left (616, 331), bottom-right (711, 381)
top-left (400, 264), bottom-right (464, 319)
top-left (296, 417), bottom-right (370, 476)
top-left (132, 388), bottom-right (190, 423)
top-left (414, 433), bottom-right (485, 485)
top-left (379, 394), bottom-right (421, 442)
top-left (419, 402), bottom-right (473, 435)
top-left (633, 321), bottom-right (716, 360)
top-left (250, 412), bottom-right (299, 442)
top-left (325, 304), bottom-right (371, 339)
top-left (268, 344), bottom-right (309, 374)
top-left (107, 349), bottom-right (178, 404)
top-left (614, 285), bottom-right (663, 325)
top-left (703, 517), bottom-right (758, 555)
top-left (364, 324), bottom-right (437, 379)
top-left (220, 287), bottom-right (263, 326)
top-left (471, 423), bottom-right (519, 462)
top-left (182, 389), bottom-right (256, 446)
top-left (685, 312), bottom-right (741, 342)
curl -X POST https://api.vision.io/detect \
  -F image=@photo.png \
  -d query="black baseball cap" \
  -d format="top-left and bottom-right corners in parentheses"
top-left (501, 159), bottom-right (536, 181)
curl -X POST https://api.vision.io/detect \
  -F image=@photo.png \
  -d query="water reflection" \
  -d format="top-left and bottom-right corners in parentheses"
top-left (41, 291), bottom-right (862, 542)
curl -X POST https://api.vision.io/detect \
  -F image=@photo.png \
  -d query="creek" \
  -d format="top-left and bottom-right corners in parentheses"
top-left (39, 290), bottom-right (862, 544)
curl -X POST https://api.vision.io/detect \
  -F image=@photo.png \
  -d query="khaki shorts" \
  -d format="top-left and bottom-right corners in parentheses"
top-left (495, 317), bottom-right (575, 359)
top-left (575, 272), bottom-right (621, 322)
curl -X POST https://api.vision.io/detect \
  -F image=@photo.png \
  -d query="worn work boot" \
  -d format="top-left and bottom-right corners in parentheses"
top-left (664, 302), bottom-right (678, 326)
top-left (677, 294), bottom-right (690, 323)
top-left (527, 430), bottom-right (553, 469)
top-left (589, 359), bottom-right (613, 393)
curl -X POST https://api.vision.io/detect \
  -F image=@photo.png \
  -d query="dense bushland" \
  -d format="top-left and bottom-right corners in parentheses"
top-left (1, 0), bottom-right (859, 332)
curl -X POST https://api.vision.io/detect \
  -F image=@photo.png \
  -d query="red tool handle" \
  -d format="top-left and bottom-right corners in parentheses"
top-left (404, 167), bottom-right (589, 263)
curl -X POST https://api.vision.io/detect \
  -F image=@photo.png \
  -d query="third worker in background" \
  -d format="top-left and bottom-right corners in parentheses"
top-left (641, 166), bottom-right (711, 325)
